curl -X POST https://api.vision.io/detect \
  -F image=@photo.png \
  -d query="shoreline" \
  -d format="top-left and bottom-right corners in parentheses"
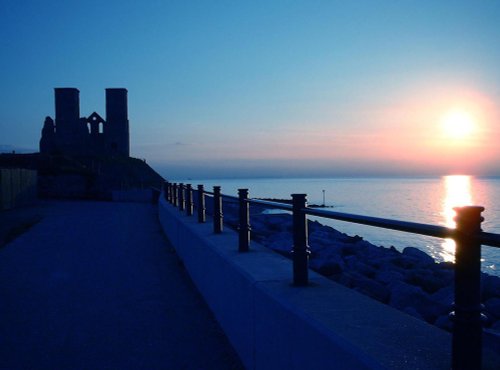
top-left (183, 176), bottom-right (500, 275)
top-left (257, 198), bottom-right (334, 208)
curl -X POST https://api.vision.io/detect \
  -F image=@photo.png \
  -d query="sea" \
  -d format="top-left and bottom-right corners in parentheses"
top-left (171, 176), bottom-right (500, 276)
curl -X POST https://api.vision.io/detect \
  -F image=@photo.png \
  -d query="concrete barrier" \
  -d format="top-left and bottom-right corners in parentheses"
top-left (158, 197), bottom-right (452, 369)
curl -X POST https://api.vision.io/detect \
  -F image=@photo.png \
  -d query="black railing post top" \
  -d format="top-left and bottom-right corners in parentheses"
top-left (213, 185), bottom-right (223, 234)
top-left (186, 183), bottom-right (192, 189)
top-left (291, 194), bottom-right (307, 205)
top-left (291, 193), bottom-right (309, 286)
top-left (454, 206), bottom-right (485, 232)
top-left (238, 188), bottom-right (250, 252)
top-left (198, 184), bottom-right (204, 190)
top-left (452, 205), bottom-right (484, 370)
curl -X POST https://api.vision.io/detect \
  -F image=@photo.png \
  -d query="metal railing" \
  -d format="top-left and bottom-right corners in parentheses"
top-left (162, 181), bottom-right (500, 370)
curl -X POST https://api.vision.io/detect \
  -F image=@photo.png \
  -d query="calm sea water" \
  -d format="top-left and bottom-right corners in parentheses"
top-left (172, 176), bottom-right (500, 276)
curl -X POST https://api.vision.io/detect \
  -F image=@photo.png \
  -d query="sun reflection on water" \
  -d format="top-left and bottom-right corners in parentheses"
top-left (441, 175), bottom-right (473, 262)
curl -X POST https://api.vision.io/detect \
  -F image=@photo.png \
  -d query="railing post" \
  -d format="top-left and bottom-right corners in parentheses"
top-left (167, 182), bottom-right (172, 202)
top-left (213, 186), bottom-right (223, 234)
top-left (186, 184), bottom-right (193, 216)
top-left (197, 185), bottom-right (206, 223)
top-left (291, 194), bottom-right (310, 286)
top-left (172, 183), bottom-right (178, 206)
top-left (178, 183), bottom-right (185, 211)
top-left (163, 181), bottom-right (169, 201)
top-left (451, 206), bottom-right (485, 370)
top-left (238, 189), bottom-right (250, 252)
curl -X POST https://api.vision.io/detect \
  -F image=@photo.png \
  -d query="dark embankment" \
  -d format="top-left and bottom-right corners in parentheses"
top-left (0, 153), bottom-right (164, 200)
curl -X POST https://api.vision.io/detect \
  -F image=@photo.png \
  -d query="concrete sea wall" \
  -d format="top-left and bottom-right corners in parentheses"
top-left (158, 197), bottom-right (452, 369)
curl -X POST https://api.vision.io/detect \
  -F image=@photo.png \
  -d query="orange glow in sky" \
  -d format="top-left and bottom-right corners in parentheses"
top-left (137, 83), bottom-right (499, 178)
top-left (167, 85), bottom-right (498, 177)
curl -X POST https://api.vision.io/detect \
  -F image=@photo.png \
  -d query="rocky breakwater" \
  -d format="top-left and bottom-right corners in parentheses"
top-left (221, 202), bottom-right (500, 350)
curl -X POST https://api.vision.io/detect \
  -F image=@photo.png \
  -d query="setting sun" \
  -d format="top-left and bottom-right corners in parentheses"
top-left (441, 110), bottom-right (476, 139)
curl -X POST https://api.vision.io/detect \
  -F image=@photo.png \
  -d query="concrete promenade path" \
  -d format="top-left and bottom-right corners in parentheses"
top-left (0, 201), bottom-right (243, 370)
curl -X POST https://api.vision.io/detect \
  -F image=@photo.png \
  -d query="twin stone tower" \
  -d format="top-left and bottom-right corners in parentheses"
top-left (40, 88), bottom-right (130, 157)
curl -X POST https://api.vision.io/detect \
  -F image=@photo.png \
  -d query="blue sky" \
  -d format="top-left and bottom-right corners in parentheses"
top-left (1, 1), bottom-right (499, 178)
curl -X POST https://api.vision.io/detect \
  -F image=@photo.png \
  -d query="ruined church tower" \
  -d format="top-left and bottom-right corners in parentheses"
top-left (54, 88), bottom-right (82, 155)
top-left (105, 88), bottom-right (129, 157)
top-left (40, 88), bottom-right (130, 157)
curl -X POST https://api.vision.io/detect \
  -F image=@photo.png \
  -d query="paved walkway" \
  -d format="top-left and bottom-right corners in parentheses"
top-left (0, 201), bottom-right (243, 370)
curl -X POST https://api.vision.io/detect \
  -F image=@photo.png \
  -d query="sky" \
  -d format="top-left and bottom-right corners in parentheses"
top-left (1, 0), bottom-right (499, 179)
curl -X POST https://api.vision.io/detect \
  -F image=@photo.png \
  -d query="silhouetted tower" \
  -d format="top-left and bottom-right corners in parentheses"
top-left (55, 88), bottom-right (79, 127)
top-left (54, 88), bottom-right (80, 154)
top-left (105, 88), bottom-right (129, 156)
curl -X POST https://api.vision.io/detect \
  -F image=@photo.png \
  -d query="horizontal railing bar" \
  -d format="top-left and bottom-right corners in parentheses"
top-left (305, 207), bottom-right (455, 239)
top-left (192, 187), bottom-right (500, 248)
top-left (194, 189), bottom-right (293, 210)
top-left (221, 194), bottom-right (239, 201)
top-left (305, 207), bottom-right (500, 248)
top-left (247, 198), bottom-right (293, 211)
top-left (478, 232), bottom-right (500, 248)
